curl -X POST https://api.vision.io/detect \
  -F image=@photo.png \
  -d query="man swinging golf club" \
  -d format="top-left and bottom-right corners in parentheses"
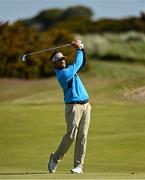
top-left (48, 40), bottom-right (91, 174)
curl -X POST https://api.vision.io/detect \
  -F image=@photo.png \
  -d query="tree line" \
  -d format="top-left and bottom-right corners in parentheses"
top-left (22, 6), bottom-right (145, 33)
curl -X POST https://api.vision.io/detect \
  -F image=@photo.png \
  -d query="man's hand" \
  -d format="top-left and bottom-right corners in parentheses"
top-left (71, 40), bottom-right (84, 49)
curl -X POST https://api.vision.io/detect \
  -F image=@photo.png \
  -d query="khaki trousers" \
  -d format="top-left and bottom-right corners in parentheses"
top-left (53, 102), bottom-right (91, 168)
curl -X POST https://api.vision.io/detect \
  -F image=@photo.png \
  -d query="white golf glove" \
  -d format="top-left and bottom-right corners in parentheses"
top-left (72, 40), bottom-right (84, 50)
top-left (80, 42), bottom-right (84, 49)
top-left (77, 40), bottom-right (84, 49)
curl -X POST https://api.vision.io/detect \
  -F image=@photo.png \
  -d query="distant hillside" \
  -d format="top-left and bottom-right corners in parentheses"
top-left (76, 32), bottom-right (145, 63)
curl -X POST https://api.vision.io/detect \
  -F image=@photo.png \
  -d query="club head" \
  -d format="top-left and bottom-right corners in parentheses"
top-left (21, 55), bottom-right (27, 62)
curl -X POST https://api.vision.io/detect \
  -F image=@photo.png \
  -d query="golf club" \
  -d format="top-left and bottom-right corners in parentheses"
top-left (21, 43), bottom-right (71, 62)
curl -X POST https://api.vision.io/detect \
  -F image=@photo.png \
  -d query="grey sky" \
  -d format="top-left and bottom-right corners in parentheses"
top-left (0, 0), bottom-right (145, 23)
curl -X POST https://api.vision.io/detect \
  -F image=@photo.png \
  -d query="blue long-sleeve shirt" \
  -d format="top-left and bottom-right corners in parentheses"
top-left (55, 50), bottom-right (89, 103)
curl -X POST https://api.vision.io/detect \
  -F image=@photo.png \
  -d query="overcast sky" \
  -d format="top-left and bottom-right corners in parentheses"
top-left (0, 0), bottom-right (145, 23)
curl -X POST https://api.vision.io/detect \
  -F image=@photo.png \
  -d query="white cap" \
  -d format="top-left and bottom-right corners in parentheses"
top-left (52, 52), bottom-right (66, 62)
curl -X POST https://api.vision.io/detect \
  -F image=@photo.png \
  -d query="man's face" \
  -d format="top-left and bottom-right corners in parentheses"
top-left (54, 58), bottom-right (66, 68)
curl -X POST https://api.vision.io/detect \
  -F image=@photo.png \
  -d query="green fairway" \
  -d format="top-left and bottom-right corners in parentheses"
top-left (0, 61), bottom-right (145, 179)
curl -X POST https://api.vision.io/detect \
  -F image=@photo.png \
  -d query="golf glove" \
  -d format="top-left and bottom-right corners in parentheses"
top-left (79, 42), bottom-right (84, 49)
top-left (72, 40), bottom-right (84, 50)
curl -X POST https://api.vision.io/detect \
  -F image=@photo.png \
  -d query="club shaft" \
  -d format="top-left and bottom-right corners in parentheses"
top-left (26, 43), bottom-right (71, 56)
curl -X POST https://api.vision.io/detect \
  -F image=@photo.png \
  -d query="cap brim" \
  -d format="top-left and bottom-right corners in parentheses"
top-left (54, 56), bottom-right (67, 62)
top-left (63, 56), bottom-right (67, 59)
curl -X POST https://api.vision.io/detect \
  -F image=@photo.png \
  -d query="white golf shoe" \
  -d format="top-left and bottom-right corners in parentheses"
top-left (48, 153), bottom-right (59, 173)
top-left (71, 166), bottom-right (83, 174)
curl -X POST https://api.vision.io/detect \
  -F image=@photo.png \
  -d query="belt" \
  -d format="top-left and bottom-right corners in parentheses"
top-left (66, 100), bottom-right (88, 105)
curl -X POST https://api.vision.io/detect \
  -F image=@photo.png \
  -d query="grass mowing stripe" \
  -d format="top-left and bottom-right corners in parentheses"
top-left (0, 173), bottom-right (145, 179)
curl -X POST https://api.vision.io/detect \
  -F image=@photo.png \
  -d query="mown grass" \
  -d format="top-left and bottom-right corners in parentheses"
top-left (0, 60), bottom-right (145, 179)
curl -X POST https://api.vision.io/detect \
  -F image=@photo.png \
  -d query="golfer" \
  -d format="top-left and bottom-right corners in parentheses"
top-left (48, 40), bottom-right (91, 174)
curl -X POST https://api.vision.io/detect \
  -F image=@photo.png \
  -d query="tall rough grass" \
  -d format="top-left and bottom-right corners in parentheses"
top-left (76, 32), bottom-right (145, 63)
